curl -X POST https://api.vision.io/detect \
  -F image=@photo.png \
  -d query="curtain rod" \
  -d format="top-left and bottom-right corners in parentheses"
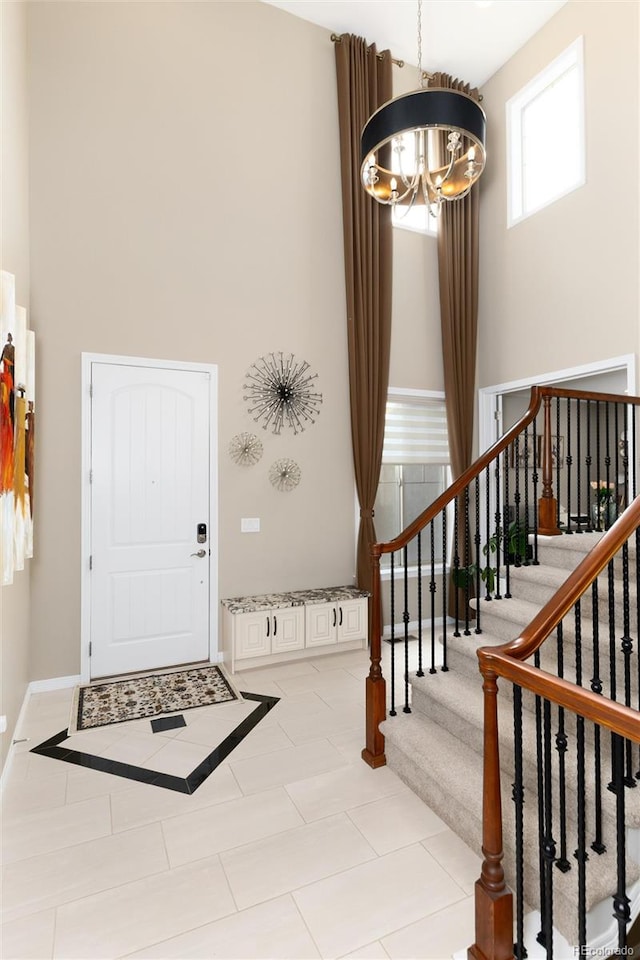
top-left (330, 33), bottom-right (407, 70)
top-left (330, 34), bottom-right (481, 99)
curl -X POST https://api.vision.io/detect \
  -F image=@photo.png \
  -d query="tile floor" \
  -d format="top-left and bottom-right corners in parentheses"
top-left (1, 648), bottom-right (479, 960)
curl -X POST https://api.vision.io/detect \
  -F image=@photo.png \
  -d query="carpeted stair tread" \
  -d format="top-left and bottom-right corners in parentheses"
top-left (380, 523), bottom-right (640, 946)
top-left (380, 710), bottom-right (639, 945)
top-left (409, 669), bottom-right (640, 831)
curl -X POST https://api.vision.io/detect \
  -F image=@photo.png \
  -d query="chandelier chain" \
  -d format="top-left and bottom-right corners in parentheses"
top-left (417, 0), bottom-right (424, 89)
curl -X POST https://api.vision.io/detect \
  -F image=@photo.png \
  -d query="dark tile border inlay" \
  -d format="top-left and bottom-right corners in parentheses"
top-left (150, 714), bottom-right (187, 734)
top-left (30, 693), bottom-right (279, 794)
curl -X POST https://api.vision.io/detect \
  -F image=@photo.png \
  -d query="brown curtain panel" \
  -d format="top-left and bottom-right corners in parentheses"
top-left (335, 37), bottom-right (393, 594)
top-left (430, 73), bottom-right (481, 613)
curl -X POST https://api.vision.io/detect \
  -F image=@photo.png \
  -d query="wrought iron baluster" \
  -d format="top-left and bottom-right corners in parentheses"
top-left (429, 520), bottom-right (436, 675)
top-left (512, 684), bottom-right (527, 959)
top-left (605, 401), bottom-right (612, 524)
top-left (514, 437), bottom-right (521, 566)
top-left (495, 455), bottom-right (502, 599)
top-left (441, 507), bottom-right (448, 672)
top-left (608, 558), bottom-right (617, 790)
top-left (591, 581), bottom-right (606, 855)
top-left (632, 405), bottom-right (637, 500)
top-left (539, 697), bottom-right (556, 955)
top-left (464, 486), bottom-right (471, 636)
top-left (622, 404), bottom-right (629, 513)
top-left (504, 447), bottom-right (511, 598)
top-left (389, 551), bottom-right (396, 717)
top-left (575, 713), bottom-right (588, 948)
top-left (621, 536), bottom-right (635, 786)
top-left (612, 732), bottom-right (631, 950)
top-left (453, 496), bottom-right (460, 637)
top-left (615, 403), bottom-right (620, 521)
top-left (403, 546), bottom-right (411, 714)
top-left (566, 398), bottom-right (573, 533)
top-left (475, 477), bottom-right (481, 634)
top-left (523, 426), bottom-right (531, 565)
top-left (555, 622), bottom-right (570, 873)
top-left (534, 651), bottom-right (547, 948)
top-left (485, 464), bottom-right (492, 601)
top-left (575, 598), bottom-right (583, 687)
top-left (417, 531), bottom-right (424, 678)
top-left (555, 398), bottom-right (561, 530)
top-left (532, 418), bottom-right (539, 564)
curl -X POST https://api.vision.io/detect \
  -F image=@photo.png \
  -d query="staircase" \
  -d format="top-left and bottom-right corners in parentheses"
top-left (361, 386), bottom-right (640, 958)
top-left (380, 530), bottom-right (640, 952)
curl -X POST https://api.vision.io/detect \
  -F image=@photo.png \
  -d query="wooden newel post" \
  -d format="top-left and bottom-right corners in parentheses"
top-left (538, 394), bottom-right (562, 536)
top-left (468, 662), bottom-right (514, 960)
top-left (362, 548), bottom-right (387, 768)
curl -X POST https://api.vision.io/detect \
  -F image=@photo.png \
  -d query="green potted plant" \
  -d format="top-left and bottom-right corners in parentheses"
top-left (452, 521), bottom-right (530, 594)
top-left (590, 480), bottom-right (616, 531)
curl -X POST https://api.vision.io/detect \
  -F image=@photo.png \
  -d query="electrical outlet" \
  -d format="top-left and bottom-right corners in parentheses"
top-left (241, 517), bottom-right (260, 533)
top-left (0, 716), bottom-right (7, 734)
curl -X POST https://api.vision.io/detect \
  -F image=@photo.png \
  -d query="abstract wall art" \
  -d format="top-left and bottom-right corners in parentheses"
top-left (244, 352), bottom-right (322, 435)
top-left (1, 270), bottom-right (35, 586)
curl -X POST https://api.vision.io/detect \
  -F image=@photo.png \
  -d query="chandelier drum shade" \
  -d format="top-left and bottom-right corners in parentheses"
top-left (361, 88), bottom-right (486, 208)
top-left (360, 0), bottom-right (486, 212)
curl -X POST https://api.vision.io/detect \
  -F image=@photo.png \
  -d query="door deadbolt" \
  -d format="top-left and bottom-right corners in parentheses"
top-left (197, 522), bottom-right (207, 544)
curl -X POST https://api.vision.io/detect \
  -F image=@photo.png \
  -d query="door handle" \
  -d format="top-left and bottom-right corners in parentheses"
top-left (190, 549), bottom-right (206, 558)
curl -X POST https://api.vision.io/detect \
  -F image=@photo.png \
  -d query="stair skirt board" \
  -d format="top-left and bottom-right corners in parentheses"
top-left (380, 530), bottom-right (640, 952)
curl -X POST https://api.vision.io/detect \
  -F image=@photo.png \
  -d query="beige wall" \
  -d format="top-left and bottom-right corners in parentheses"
top-left (1, 0), bottom-right (31, 767)
top-left (478, 0), bottom-right (639, 390)
top-left (24, 0), bottom-right (638, 685)
top-left (27, 0), bottom-right (357, 680)
top-left (26, 1), bottom-right (441, 681)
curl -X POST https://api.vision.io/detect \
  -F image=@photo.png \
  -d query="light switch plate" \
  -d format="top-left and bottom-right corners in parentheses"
top-left (241, 517), bottom-right (260, 533)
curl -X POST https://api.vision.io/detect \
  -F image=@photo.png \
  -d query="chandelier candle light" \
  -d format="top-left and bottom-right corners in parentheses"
top-left (360, 0), bottom-right (486, 214)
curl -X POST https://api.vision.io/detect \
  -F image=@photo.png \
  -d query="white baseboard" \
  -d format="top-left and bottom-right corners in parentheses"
top-left (1, 674), bottom-right (81, 790)
top-left (28, 674), bottom-right (81, 694)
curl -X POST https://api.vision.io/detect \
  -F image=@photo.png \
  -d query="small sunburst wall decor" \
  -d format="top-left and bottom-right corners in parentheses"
top-left (228, 432), bottom-right (263, 467)
top-left (244, 352), bottom-right (322, 435)
top-left (269, 458), bottom-right (301, 492)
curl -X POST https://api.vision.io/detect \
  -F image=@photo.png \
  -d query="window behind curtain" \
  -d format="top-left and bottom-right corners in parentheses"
top-left (374, 392), bottom-right (450, 570)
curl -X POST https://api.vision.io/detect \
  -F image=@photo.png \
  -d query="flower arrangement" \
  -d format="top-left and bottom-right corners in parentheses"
top-left (591, 480), bottom-right (615, 504)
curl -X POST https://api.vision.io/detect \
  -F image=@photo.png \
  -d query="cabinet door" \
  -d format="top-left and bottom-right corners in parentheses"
top-left (337, 598), bottom-right (367, 643)
top-left (235, 611), bottom-right (271, 660)
top-left (305, 602), bottom-right (337, 647)
top-left (271, 607), bottom-right (305, 654)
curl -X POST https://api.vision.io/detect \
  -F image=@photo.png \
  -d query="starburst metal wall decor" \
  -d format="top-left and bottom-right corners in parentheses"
top-left (228, 432), bottom-right (263, 467)
top-left (244, 352), bottom-right (322, 435)
top-left (269, 458), bottom-right (302, 492)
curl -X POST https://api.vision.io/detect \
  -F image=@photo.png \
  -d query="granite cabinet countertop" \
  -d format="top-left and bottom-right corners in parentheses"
top-left (221, 585), bottom-right (370, 615)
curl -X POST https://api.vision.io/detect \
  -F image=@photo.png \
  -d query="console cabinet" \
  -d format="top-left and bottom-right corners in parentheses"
top-left (222, 586), bottom-right (369, 672)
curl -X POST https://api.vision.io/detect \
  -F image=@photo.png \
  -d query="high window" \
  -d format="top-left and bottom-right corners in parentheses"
top-left (374, 390), bottom-right (450, 572)
top-left (507, 37), bottom-right (585, 227)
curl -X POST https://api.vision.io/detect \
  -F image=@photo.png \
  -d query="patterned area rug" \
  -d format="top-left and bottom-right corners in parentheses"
top-left (69, 664), bottom-right (242, 733)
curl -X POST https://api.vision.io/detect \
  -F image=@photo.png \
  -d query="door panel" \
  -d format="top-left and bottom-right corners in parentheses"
top-left (90, 363), bottom-right (211, 678)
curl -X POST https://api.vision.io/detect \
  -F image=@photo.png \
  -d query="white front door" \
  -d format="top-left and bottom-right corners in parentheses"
top-left (89, 362), bottom-right (212, 678)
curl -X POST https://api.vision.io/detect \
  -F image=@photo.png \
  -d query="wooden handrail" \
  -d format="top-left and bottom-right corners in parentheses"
top-left (364, 385), bottom-right (640, 773)
top-left (470, 496), bottom-right (640, 959)
top-left (373, 385), bottom-right (640, 558)
top-left (482, 495), bottom-right (640, 667)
